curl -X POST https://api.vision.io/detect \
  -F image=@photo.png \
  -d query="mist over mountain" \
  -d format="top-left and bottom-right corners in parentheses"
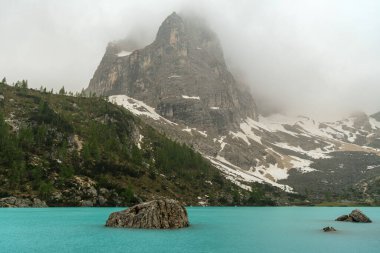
top-left (1, 0), bottom-right (380, 121)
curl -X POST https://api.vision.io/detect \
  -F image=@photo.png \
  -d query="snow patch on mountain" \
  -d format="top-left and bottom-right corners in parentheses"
top-left (208, 156), bottom-right (294, 192)
top-left (289, 156), bottom-right (316, 173)
top-left (367, 165), bottom-right (380, 170)
top-left (182, 127), bottom-right (192, 133)
top-left (257, 115), bottom-right (299, 136)
top-left (181, 127), bottom-right (207, 137)
top-left (217, 136), bottom-right (227, 152)
top-left (274, 142), bottom-right (332, 159)
top-left (109, 95), bottom-right (177, 125)
top-left (116, 50), bottom-right (131, 57)
top-left (262, 164), bottom-right (289, 181)
top-left (182, 95), bottom-right (200, 100)
top-left (231, 117), bottom-right (262, 144)
top-left (229, 131), bottom-right (251, 145)
top-left (137, 134), bottom-right (144, 149)
top-left (168, 75), bottom-right (181, 79)
top-left (369, 117), bottom-right (380, 130)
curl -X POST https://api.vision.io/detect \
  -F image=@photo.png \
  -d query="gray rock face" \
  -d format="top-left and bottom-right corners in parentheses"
top-left (86, 12), bottom-right (257, 132)
top-left (105, 199), bottom-right (189, 229)
top-left (336, 209), bottom-right (372, 223)
top-left (0, 196), bottom-right (48, 207)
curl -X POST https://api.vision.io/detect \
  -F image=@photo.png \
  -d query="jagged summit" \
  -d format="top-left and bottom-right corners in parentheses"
top-left (155, 12), bottom-right (184, 45)
top-left (86, 12), bottom-right (257, 132)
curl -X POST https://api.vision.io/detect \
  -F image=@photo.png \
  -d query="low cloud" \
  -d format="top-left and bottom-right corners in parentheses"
top-left (1, 0), bottom-right (379, 120)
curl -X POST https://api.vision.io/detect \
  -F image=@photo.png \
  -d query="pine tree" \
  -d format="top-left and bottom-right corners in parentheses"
top-left (59, 86), bottom-right (66, 95)
top-left (21, 80), bottom-right (28, 89)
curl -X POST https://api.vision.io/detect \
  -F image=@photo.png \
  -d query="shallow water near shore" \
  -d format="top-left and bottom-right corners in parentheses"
top-left (0, 207), bottom-right (379, 253)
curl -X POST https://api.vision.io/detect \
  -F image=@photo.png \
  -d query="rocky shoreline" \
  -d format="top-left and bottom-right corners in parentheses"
top-left (0, 196), bottom-right (47, 208)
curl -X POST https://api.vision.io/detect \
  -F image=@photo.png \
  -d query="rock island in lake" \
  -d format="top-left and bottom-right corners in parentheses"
top-left (106, 198), bottom-right (189, 229)
top-left (336, 209), bottom-right (372, 223)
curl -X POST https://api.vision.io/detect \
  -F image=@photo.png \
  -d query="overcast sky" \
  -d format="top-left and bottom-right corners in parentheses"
top-left (1, 0), bottom-right (379, 120)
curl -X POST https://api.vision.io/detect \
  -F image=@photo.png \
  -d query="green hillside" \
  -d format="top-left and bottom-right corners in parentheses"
top-left (0, 81), bottom-right (301, 206)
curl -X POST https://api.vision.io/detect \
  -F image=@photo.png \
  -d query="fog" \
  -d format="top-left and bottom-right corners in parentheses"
top-left (1, 0), bottom-right (379, 121)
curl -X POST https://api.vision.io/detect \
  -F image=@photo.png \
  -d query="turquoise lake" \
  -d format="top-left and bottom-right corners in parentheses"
top-left (0, 207), bottom-right (379, 253)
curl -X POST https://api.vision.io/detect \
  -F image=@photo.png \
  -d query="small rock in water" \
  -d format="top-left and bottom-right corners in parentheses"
top-left (323, 226), bottom-right (337, 232)
top-left (335, 214), bottom-right (349, 221)
top-left (335, 209), bottom-right (372, 223)
top-left (105, 198), bottom-right (189, 229)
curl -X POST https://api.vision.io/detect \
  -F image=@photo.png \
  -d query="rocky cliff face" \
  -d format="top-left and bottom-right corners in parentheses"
top-left (87, 12), bottom-right (257, 132)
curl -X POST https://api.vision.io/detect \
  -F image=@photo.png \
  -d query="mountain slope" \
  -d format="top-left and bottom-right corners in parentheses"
top-left (108, 94), bottom-right (380, 202)
top-left (2, 82), bottom-right (300, 206)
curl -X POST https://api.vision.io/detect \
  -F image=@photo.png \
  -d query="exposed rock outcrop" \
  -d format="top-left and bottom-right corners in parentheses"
top-left (49, 176), bottom-right (130, 207)
top-left (0, 196), bottom-right (48, 207)
top-left (105, 198), bottom-right (189, 229)
top-left (335, 209), bottom-right (372, 223)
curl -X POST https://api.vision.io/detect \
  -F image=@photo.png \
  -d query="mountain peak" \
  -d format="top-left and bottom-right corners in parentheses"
top-left (155, 12), bottom-right (185, 47)
top-left (162, 11), bottom-right (183, 26)
top-left (168, 11), bottom-right (180, 19)
top-left (87, 12), bottom-right (258, 132)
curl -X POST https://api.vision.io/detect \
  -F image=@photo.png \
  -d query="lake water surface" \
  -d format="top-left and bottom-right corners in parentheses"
top-left (0, 207), bottom-right (379, 253)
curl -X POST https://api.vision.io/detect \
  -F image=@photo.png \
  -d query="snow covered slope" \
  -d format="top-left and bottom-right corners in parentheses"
top-left (109, 94), bottom-right (380, 195)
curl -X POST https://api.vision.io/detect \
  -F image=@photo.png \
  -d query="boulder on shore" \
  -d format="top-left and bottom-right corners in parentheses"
top-left (105, 198), bottom-right (189, 229)
top-left (335, 209), bottom-right (372, 223)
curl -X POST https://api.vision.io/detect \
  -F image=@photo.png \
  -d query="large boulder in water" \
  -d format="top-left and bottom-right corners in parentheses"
top-left (349, 209), bottom-right (372, 223)
top-left (105, 199), bottom-right (189, 229)
top-left (335, 209), bottom-right (372, 223)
